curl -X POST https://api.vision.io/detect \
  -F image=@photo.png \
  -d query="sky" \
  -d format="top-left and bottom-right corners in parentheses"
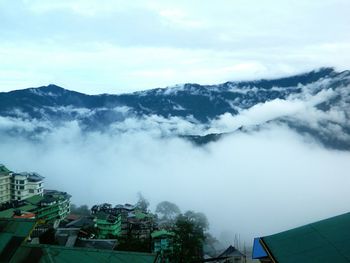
top-left (0, 0), bottom-right (350, 94)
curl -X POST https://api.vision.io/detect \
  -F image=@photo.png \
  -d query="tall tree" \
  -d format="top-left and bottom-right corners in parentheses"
top-left (156, 201), bottom-right (181, 222)
top-left (70, 204), bottom-right (90, 215)
top-left (172, 211), bottom-right (208, 262)
top-left (135, 192), bottom-right (150, 212)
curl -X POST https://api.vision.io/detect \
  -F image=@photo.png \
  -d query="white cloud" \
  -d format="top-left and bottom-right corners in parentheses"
top-left (0, 119), bottom-right (349, 243)
top-left (0, 74), bottom-right (349, 242)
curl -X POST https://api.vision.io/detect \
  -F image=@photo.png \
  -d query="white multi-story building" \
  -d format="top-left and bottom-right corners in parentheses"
top-left (0, 164), bottom-right (44, 204)
top-left (0, 165), bottom-right (11, 203)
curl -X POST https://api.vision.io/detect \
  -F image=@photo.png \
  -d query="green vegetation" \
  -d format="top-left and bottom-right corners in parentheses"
top-left (172, 211), bottom-right (208, 262)
top-left (70, 204), bottom-right (90, 215)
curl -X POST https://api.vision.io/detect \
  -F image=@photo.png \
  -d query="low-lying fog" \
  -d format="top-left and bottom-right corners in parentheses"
top-left (1, 120), bottom-right (349, 244)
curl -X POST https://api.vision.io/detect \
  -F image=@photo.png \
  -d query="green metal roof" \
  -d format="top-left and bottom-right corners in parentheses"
top-left (10, 244), bottom-right (158, 263)
top-left (262, 212), bottom-right (350, 263)
top-left (0, 219), bottom-right (36, 262)
top-left (0, 204), bottom-right (37, 218)
top-left (25, 195), bottom-right (44, 205)
top-left (151, 230), bottom-right (174, 239)
top-left (0, 218), bottom-right (36, 237)
top-left (0, 164), bottom-right (10, 175)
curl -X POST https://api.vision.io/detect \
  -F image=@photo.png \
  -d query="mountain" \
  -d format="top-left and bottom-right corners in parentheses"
top-left (0, 67), bottom-right (350, 150)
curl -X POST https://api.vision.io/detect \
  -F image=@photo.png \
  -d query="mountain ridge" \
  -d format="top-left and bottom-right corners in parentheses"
top-left (0, 67), bottom-right (350, 150)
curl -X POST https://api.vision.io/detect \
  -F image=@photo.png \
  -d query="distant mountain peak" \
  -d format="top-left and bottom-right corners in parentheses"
top-left (37, 84), bottom-right (66, 92)
top-left (0, 67), bottom-right (349, 150)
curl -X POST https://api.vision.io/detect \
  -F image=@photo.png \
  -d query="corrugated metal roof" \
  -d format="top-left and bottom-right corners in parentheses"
top-left (25, 195), bottom-right (44, 205)
top-left (0, 164), bottom-right (10, 175)
top-left (0, 218), bottom-right (36, 262)
top-left (151, 230), bottom-right (174, 239)
top-left (261, 212), bottom-right (350, 263)
top-left (10, 244), bottom-right (158, 263)
top-left (0, 218), bottom-right (36, 237)
top-left (0, 204), bottom-right (37, 218)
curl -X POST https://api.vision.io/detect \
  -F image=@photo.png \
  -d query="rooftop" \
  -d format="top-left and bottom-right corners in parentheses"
top-left (218, 245), bottom-right (245, 258)
top-left (253, 212), bottom-right (350, 263)
top-left (10, 244), bottom-right (158, 263)
top-left (0, 204), bottom-right (37, 218)
top-left (0, 164), bottom-right (11, 175)
top-left (151, 229), bottom-right (174, 239)
top-left (44, 190), bottom-right (71, 200)
top-left (0, 218), bottom-right (36, 262)
top-left (25, 195), bottom-right (44, 205)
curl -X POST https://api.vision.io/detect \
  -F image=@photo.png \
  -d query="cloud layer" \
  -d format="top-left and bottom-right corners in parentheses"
top-left (1, 117), bottom-right (350, 244)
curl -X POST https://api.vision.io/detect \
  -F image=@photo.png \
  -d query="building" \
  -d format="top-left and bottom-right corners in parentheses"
top-left (91, 203), bottom-right (156, 240)
top-left (0, 164), bottom-right (44, 204)
top-left (0, 165), bottom-right (70, 225)
top-left (0, 164), bottom-right (11, 203)
top-left (128, 211), bottom-right (156, 240)
top-left (252, 212), bottom-right (350, 263)
top-left (11, 172), bottom-right (44, 201)
top-left (215, 245), bottom-right (246, 263)
top-left (151, 229), bottom-right (174, 255)
top-left (94, 212), bottom-right (122, 239)
top-left (11, 244), bottom-right (160, 263)
top-left (0, 218), bottom-right (161, 263)
top-left (0, 190), bottom-right (71, 224)
top-left (26, 190), bottom-right (71, 223)
top-left (0, 218), bottom-right (37, 262)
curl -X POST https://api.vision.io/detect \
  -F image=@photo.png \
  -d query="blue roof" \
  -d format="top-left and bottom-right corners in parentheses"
top-left (252, 238), bottom-right (268, 259)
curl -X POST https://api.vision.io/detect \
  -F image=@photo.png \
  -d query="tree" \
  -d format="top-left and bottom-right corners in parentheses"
top-left (156, 201), bottom-right (181, 222)
top-left (183, 211), bottom-right (209, 231)
top-left (172, 211), bottom-right (208, 262)
top-left (70, 204), bottom-right (90, 215)
top-left (114, 236), bottom-right (151, 253)
top-left (136, 192), bottom-right (150, 212)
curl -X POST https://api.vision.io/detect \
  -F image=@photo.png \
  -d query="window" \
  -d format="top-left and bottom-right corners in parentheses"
top-left (19, 180), bottom-right (25, 184)
top-left (20, 186), bottom-right (24, 190)
top-left (29, 189), bottom-right (34, 193)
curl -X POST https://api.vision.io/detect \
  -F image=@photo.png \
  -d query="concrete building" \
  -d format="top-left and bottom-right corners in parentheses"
top-left (11, 172), bottom-right (44, 201)
top-left (91, 203), bottom-right (156, 240)
top-left (0, 164), bottom-right (11, 203)
top-left (94, 212), bottom-right (122, 239)
top-left (0, 164), bottom-right (44, 204)
top-left (0, 218), bottom-right (160, 263)
top-left (26, 190), bottom-right (71, 223)
top-left (151, 229), bottom-right (174, 256)
top-left (0, 190), bottom-right (71, 225)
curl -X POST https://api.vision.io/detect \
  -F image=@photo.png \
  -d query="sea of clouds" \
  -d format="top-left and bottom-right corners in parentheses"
top-left (1, 80), bottom-right (350, 245)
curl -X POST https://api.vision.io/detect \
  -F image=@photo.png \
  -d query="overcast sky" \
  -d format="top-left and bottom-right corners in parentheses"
top-left (1, 0), bottom-right (350, 94)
